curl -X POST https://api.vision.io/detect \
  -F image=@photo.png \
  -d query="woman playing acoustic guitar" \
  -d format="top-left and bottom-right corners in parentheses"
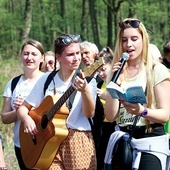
top-left (17, 34), bottom-right (97, 170)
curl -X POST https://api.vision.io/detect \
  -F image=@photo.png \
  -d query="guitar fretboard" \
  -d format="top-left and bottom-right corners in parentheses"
top-left (47, 85), bottom-right (75, 120)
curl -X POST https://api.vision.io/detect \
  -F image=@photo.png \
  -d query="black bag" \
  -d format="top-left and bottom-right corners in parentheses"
top-left (112, 137), bottom-right (132, 169)
top-left (111, 116), bottom-right (139, 169)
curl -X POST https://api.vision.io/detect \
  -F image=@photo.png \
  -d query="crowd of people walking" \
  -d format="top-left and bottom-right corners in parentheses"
top-left (0, 18), bottom-right (170, 170)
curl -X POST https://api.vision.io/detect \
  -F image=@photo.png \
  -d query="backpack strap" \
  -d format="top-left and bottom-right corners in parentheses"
top-left (43, 70), bottom-right (79, 111)
top-left (11, 74), bottom-right (22, 94)
top-left (43, 70), bottom-right (59, 95)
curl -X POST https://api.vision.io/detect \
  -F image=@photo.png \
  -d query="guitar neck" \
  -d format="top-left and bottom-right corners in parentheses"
top-left (43, 57), bottom-right (104, 126)
top-left (47, 85), bottom-right (75, 121)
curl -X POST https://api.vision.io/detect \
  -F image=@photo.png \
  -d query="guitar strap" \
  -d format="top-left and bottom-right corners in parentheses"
top-left (43, 70), bottom-right (80, 111)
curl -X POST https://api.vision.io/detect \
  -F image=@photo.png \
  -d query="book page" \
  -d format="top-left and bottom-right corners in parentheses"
top-left (125, 86), bottom-right (147, 104)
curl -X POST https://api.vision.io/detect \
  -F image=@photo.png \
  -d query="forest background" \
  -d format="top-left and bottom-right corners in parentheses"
top-left (0, 0), bottom-right (169, 169)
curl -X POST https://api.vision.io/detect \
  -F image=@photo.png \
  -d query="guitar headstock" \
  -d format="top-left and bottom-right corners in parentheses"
top-left (83, 57), bottom-right (105, 77)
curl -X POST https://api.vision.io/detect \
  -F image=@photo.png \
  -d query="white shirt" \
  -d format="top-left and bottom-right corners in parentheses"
top-left (3, 74), bottom-right (43, 147)
top-left (25, 72), bottom-right (97, 131)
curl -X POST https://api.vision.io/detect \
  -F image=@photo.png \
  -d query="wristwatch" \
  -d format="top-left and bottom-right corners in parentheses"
top-left (141, 107), bottom-right (148, 117)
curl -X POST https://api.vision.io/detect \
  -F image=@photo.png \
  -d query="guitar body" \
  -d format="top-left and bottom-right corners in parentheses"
top-left (19, 96), bottom-right (69, 169)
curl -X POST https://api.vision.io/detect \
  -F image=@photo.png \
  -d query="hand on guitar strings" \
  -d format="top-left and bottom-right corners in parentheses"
top-left (72, 70), bottom-right (87, 92)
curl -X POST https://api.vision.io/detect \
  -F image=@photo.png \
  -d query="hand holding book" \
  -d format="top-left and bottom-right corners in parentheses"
top-left (106, 82), bottom-right (147, 104)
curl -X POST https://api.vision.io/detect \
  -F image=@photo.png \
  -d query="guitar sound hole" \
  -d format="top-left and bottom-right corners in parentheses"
top-left (41, 114), bottom-right (48, 129)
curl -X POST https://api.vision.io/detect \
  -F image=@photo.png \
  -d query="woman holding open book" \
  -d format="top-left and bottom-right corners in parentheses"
top-left (104, 18), bottom-right (170, 170)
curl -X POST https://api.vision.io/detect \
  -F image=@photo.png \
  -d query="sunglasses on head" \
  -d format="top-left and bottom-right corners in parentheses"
top-left (60, 34), bottom-right (81, 45)
top-left (119, 19), bottom-right (141, 29)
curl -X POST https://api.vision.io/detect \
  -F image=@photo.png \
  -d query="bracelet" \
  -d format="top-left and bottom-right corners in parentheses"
top-left (140, 107), bottom-right (148, 117)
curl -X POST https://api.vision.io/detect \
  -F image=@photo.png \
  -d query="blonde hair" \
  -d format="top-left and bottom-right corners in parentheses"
top-left (108, 18), bottom-right (157, 109)
top-left (45, 51), bottom-right (55, 57)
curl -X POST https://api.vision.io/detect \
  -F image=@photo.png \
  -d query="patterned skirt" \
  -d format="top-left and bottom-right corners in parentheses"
top-left (48, 129), bottom-right (97, 170)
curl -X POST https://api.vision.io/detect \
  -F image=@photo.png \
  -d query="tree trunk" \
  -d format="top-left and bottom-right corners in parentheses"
top-left (21, 0), bottom-right (33, 43)
top-left (89, 0), bottom-right (101, 49)
top-left (60, 0), bottom-right (67, 33)
top-left (81, 0), bottom-right (87, 40)
top-left (107, 0), bottom-right (113, 48)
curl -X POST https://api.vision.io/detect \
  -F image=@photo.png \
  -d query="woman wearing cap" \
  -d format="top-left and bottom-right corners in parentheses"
top-left (104, 18), bottom-right (170, 170)
top-left (17, 34), bottom-right (97, 169)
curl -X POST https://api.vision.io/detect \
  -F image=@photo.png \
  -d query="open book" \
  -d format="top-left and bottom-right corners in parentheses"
top-left (106, 81), bottom-right (147, 104)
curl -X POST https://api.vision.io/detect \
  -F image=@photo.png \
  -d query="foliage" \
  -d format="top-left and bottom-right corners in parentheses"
top-left (0, 0), bottom-right (169, 58)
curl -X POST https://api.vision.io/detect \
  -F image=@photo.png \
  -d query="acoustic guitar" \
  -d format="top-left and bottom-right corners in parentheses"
top-left (19, 57), bottom-right (104, 170)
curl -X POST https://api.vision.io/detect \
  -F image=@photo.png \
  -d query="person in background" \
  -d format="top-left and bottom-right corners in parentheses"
top-left (104, 18), bottom-right (170, 170)
top-left (162, 40), bottom-right (170, 69)
top-left (17, 34), bottom-right (97, 169)
top-left (80, 41), bottom-right (105, 170)
top-left (96, 46), bottom-right (116, 170)
top-left (0, 134), bottom-right (6, 169)
top-left (149, 43), bottom-right (162, 62)
top-left (80, 40), bottom-right (99, 67)
top-left (0, 39), bottom-right (44, 169)
top-left (40, 51), bottom-right (60, 72)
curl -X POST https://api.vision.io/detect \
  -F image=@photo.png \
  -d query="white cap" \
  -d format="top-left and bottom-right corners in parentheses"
top-left (149, 44), bottom-right (162, 61)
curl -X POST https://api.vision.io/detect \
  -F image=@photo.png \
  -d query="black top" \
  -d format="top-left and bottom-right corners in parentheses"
top-left (162, 58), bottom-right (170, 69)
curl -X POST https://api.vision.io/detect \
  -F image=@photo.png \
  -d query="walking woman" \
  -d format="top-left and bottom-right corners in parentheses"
top-left (104, 18), bottom-right (170, 170)
top-left (1, 39), bottom-right (44, 169)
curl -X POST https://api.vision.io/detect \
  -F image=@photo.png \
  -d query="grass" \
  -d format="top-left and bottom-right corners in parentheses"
top-left (0, 58), bottom-right (23, 169)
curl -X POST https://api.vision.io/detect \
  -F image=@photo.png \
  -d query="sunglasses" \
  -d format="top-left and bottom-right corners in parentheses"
top-left (47, 60), bottom-right (54, 65)
top-left (119, 19), bottom-right (141, 29)
top-left (60, 35), bottom-right (81, 45)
